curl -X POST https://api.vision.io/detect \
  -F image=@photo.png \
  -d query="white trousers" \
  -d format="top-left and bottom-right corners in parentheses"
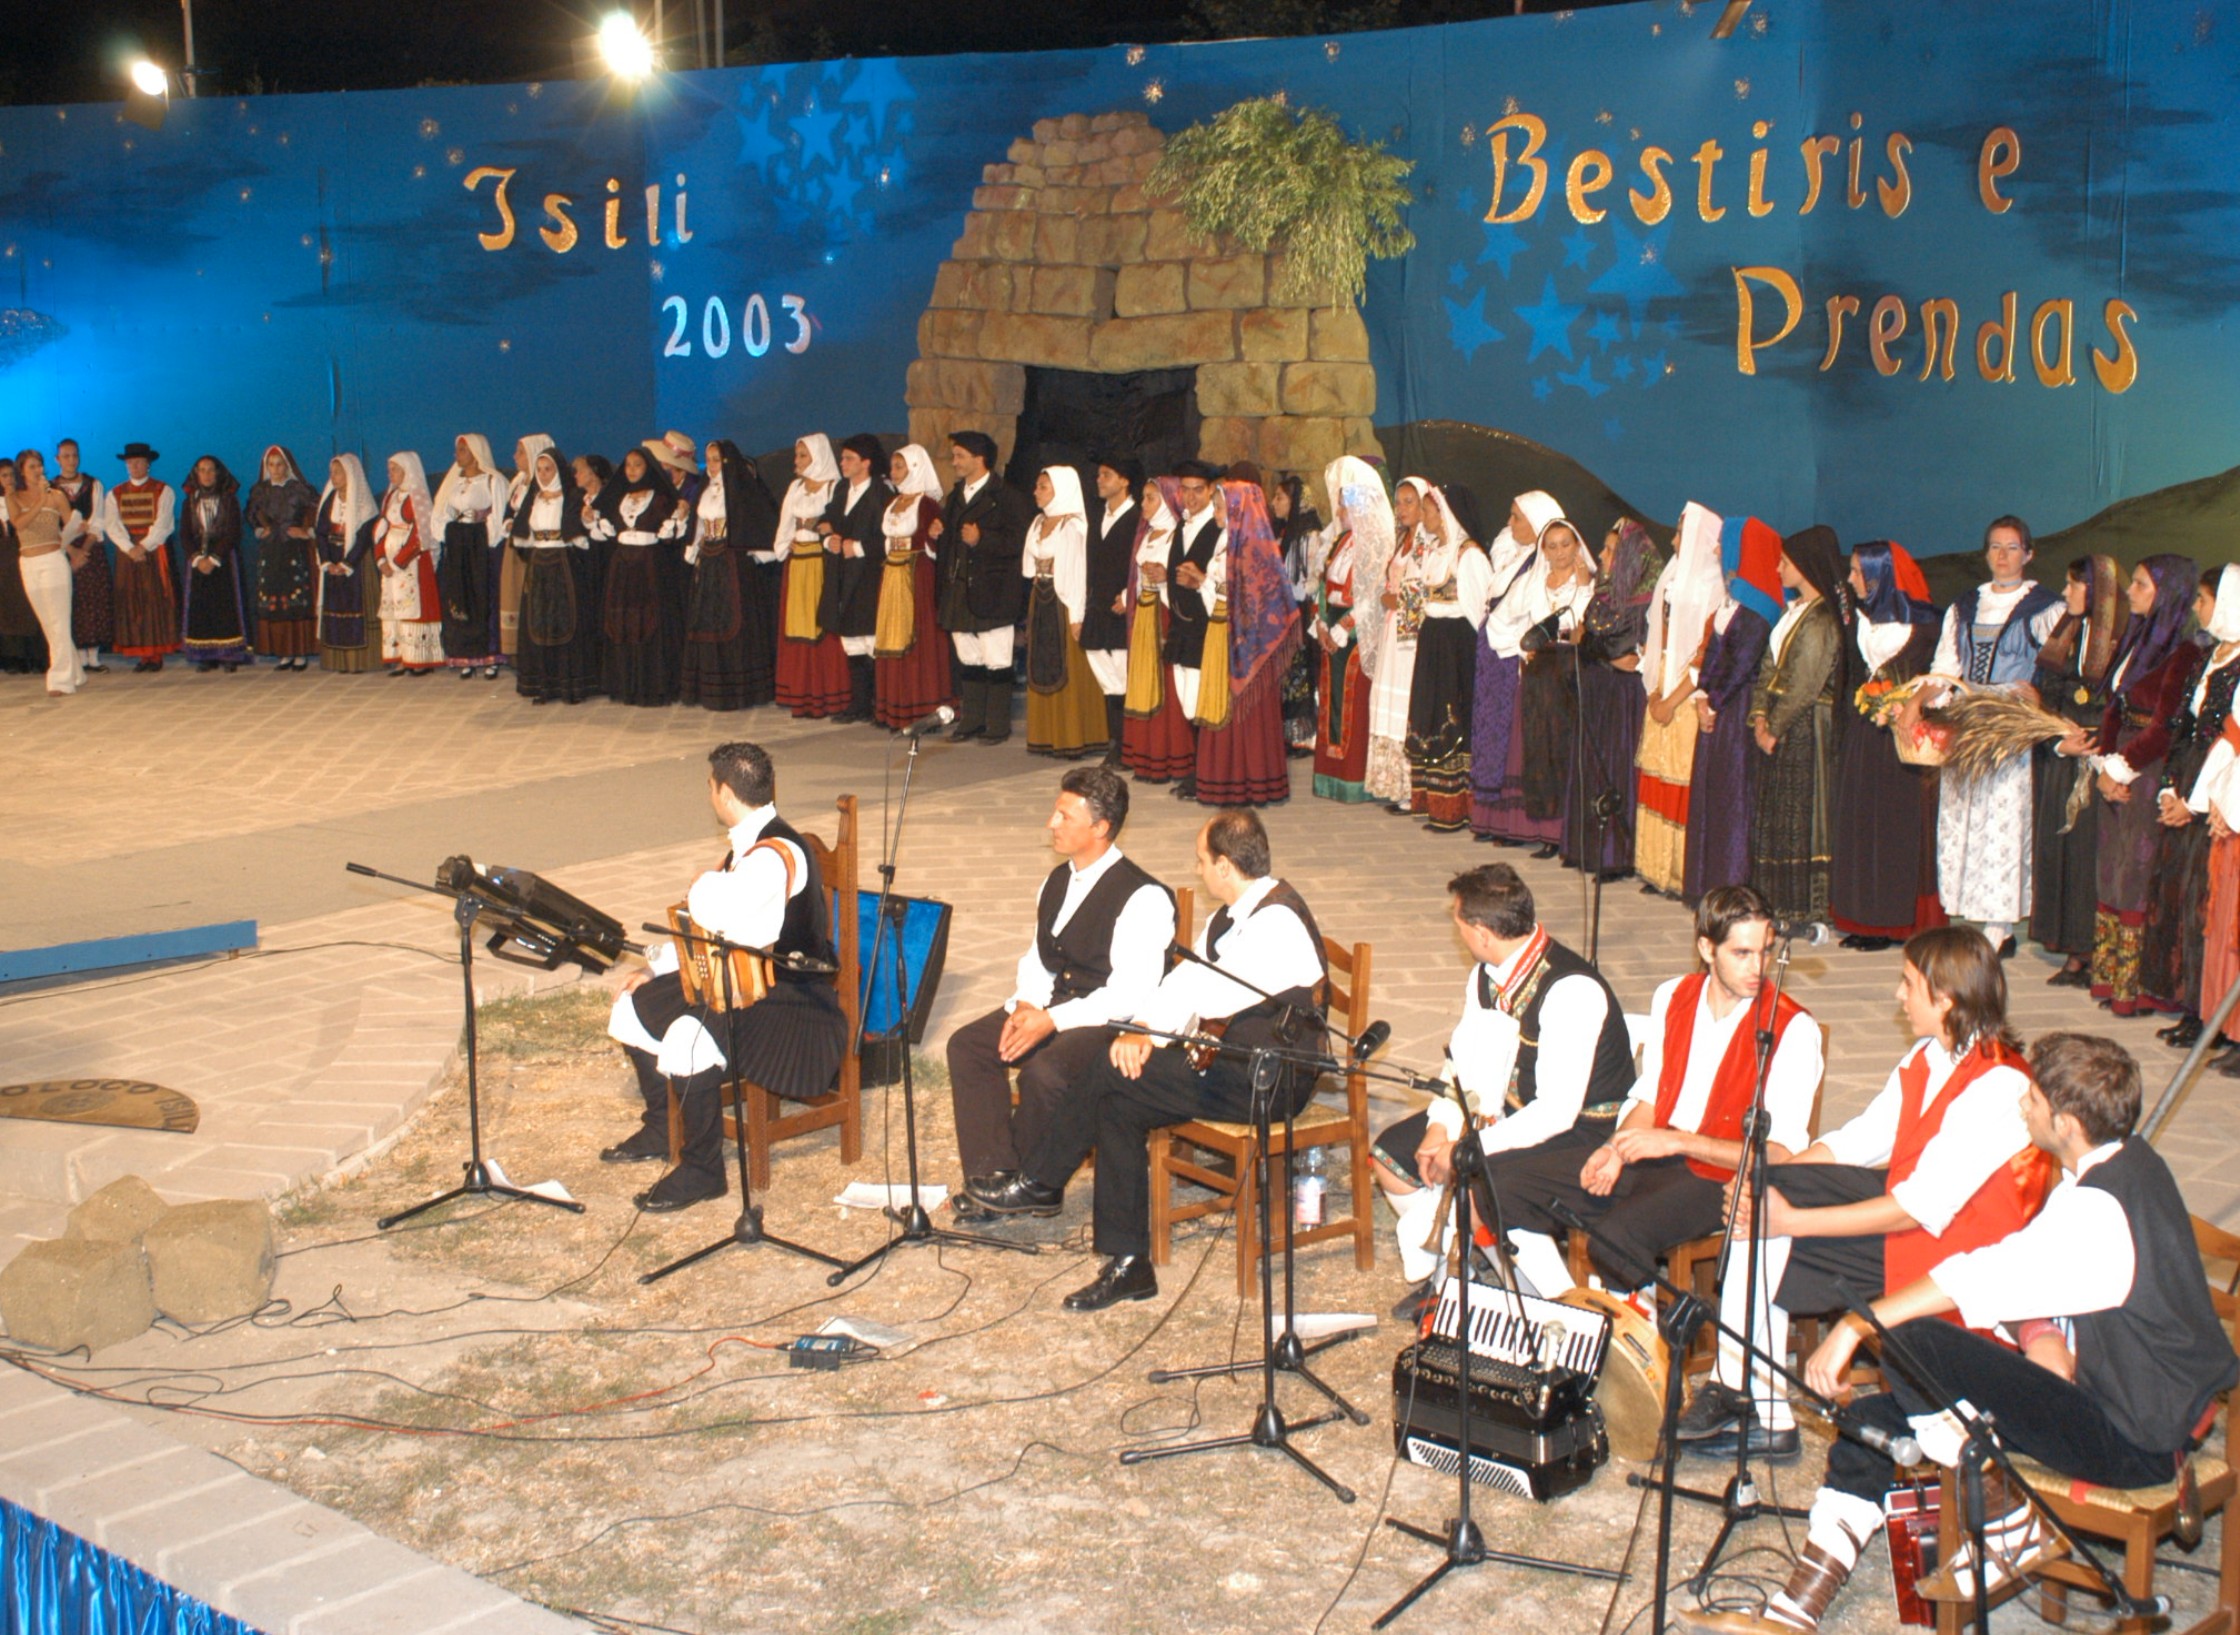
top-left (607, 989), bottom-right (725, 1078)
top-left (1085, 647), bottom-right (1128, 695)
top-left (1713, 1230), bottom-right (1798, 1431)
top-left (951, 627), bottom-right (1015, 668)
top-left (1172, 664), bottom-right (1201, 718)
top-left (840, 634), bottom-right (875, 658)
top-left (21, 553), bottom-right (81, 694)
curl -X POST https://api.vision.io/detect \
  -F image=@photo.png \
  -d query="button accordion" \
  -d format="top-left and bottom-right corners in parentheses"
top-left (1392, 1278), bottom-right (1612, 1501)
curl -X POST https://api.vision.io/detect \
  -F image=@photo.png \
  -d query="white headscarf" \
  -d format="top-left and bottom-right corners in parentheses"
top-left (433, 433), bottom-right (500, 518)
top-left (889, 443), bottom-right (943, 503)
top-left (795, 434), bottom-right (839, 487)
top-left (320, 454), bottom-right (374, 544)
top-left (259, 445), bottom-right (307, 488)
top-left (1324, 455), bottom-right (1396, 679)
top-left (1038, 465), bottom-right (1085, 521)
top-left (2210, 563), bottom-right (2240, 645)
top-left (1641, 501), bottom-right (1725, 694)
top-left (383, 452), bottom-right (433, 545)
top-left (1415, 484), bottom-right (1469, 586)
top-left (1484, 487), bottom-right (1563, 589)
top-left (509, 433), bottom-right (555, 506)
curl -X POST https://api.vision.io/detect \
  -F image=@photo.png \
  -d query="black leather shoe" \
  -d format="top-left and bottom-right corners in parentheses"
top-left (635, 1168), bottom-right (725, 1213)
top-left (1692, 1421), bottom-right (1803, 1461)
top-left (1170, 778), bottom-right (1198, 800)
top-left (1530, 843), bottom-right (1560, 861)
top-left (1993, 936), bottom-right (2018, 960)
top-left (1390, 1279), bottom-right (1437, 1323)
top-left (1063, 1255), bottom-right (1158, 1311)
top-left (950, 1187), bottom-right (997, 1223)
top-left (1674, 1380), bottom-right (1750, 1443)
top-left (599, 1128), bottom-right (668, 1164)
top-left (2158, 1016), bottom-right (2203, 1047)
top-left (967, 1173), bottom-right (1065, 1216)
top-left (2047, 965), bottom-right (2091, 988)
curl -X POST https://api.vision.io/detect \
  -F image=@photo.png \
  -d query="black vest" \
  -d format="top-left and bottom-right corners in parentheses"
top-left (1161, 511), bottom-right (1222, 668)
top-left (2073, 1140), bottom-right (2240, 1453)
top-left (1079, 499), bottom-right (1136, 651)
top-left (1034, 854), bottom-right (1167, 1005)
top-left (1205, 880), bottom-right (1329, 1063)
top-left (1489, 937), bottom-right (1633, 1118)
top-left (755, 814), bottom-right (837, 986)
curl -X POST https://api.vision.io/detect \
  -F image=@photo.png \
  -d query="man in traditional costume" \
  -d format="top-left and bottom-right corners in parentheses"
top-left (816, 433), bottom-right (891, 724)
top-left (936, 431), bottom-right (1033, 746)
top-left (102, 442), bottom-right (177, 672)
top-left (1081, 459), bottom-right (1143, 766)
top-left (1137, 461), bottom-right (1226, 800)
top-left (604, 742), bottom-right (848, 1212)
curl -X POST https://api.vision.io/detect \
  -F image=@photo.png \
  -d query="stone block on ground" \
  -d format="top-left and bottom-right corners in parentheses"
top-left (64, 1176), bottom-right (169, 1245)
top-left (142, 1198), bottom-right (275, 1324)
top-left (0, 1236), bottom-right (154, 1352)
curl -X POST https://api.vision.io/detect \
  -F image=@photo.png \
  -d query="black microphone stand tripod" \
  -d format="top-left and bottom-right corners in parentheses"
top-left (634, 920), bottom-right (846, 1285)
top-left (1373, 1075), bottom-right (1624, 1629)
top-left (829, 718), bottom-right (1033, 1285)
top-left (346, 860), bottom-right (591, 1230)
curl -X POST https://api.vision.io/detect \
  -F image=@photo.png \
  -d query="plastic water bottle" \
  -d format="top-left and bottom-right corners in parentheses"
top-left (1292, 1147), bottom-right (1327, 1229)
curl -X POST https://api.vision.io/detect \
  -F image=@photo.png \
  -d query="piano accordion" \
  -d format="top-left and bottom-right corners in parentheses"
top-left (1392, 1279), bottom-right (1612, 1502)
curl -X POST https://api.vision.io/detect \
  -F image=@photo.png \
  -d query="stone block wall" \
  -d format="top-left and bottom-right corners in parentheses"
top-left (909, 111), bottom-right (1382, 503)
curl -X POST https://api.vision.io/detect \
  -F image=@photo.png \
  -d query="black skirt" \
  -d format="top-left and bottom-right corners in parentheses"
top-left (601, 542), bottom-right (684, 706)
top-left (437, 521), bottom-right (498, 661)
top-left (680, 545), bottom-right (777, 711)
top-left (515, 546), bottom-right (602, 704)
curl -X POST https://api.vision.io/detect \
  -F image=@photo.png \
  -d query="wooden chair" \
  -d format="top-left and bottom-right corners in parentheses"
top-left (1929, 1213), bottom-right (2240, 1635)
top-left (1146, 886), bottom-right (1377, 1294)
top-left (666, 794), bottom-right (864, 1193)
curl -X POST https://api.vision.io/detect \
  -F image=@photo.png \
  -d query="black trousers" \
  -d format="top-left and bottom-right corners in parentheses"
top-left (1826, 1319), bottom-right (2175, 1504)
top-left (1481, 1124), bottom-right (1728, 1288)
top-left (1765, 1163), bottom-right (1890, 1316)
top-left (1024, 1042), bottom-right (1316, 1259)
top-left (620, 1045), bottom-right (727, 1182)
top-left (945, 1008), bottom-right (1117, 1179)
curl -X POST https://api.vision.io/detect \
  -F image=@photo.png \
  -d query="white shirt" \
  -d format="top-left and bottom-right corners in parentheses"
top-left (523, 488), bottom-right (580, 548)
top-left (1765, 593), bottom-right (1821, 665)
top-left (1427, 934), bottom-right (1613, 1157)
top-left (1622, 974), bottom-right (1822, 1152)
top-left (1133, 877), bottom-right (1323, 1039)
top-left (775, 478), bottom-right (831, 557)
top-left (962, 474), bottom-right (989, 506)
top-left (1100, 499), bottom-right (1137, 541)
top-left (1419, 545), bottom-right (1496, 625)
top-left (1027, 513), bottom-right (1089, 621)
top-left (1486, 558), bottom-right (1595, 660)
top-left (644, 805), bottom-right (807, 977)
top-left (1817, 1037), bottom-right (2035, 1237)
top-left (101, 482), bottom-right (175, 552)
top-left (1931, 582), bottom-right (2064, 681)
top-left (1931, 1142), bottom-right (2134, 1329)
top-left (1856, 617), bottom-right (1917, 672)
top-left (1009, 847), bottom-right (1176, 1031)
top-left (433, 470), bottom-right (508, 547)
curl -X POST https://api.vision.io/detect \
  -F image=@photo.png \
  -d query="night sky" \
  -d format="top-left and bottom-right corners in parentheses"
top-left (7, 0), bottom-right (1634, 106)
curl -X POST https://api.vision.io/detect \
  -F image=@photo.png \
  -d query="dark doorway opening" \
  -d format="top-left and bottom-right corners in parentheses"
top-left (1006, 365), bottom-right (1203, 496)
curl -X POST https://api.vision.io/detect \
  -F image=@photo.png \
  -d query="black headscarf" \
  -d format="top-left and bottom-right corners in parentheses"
top-left (708, 439), bottom-right (780, 547)
top-left (592, 448), bottom-right (677, 530)
top-left (1779, 525), bottom-right (1847, 616)
top-left (1274, 472), bottom-right (1323, 579)
top-left (507, 444), bottom-right (583, 541)
top-left (1440, 482), bottom-right (1487, 549)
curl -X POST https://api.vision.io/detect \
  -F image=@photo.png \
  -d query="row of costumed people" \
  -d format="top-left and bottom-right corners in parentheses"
top-left (1302, 470), bottom-right (2240, 1047)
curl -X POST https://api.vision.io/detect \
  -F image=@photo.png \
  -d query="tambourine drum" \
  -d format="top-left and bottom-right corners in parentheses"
top-left (1559, 1287), bottom-right (1667, 1463)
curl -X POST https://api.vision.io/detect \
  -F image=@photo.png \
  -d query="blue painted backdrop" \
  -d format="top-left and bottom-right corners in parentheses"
top-left (1, 0), bottom-right (2233, 553)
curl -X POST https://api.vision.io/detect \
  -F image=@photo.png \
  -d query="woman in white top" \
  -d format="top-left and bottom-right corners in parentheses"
top-left (678, 440), bottom-right (781, 712)
top-left (772, 434), bottom-right (849, 717)
top-left (432, 433), bottom-right (510, 678)
top-left (1120, 486), bottom-right (1196, 782)
top-left (585, 447), bottom-right (689, 706)
top-left (1506, 515), bottom-right (1601, 857)
top-left (873, 443), bottom-right (953, 730)
top-left (375, 452), bottom-right (443, 674)
top-left (508, 443), bottom-right (600, 705)
top-left (1364, 477), bottom-right (1431, 806)
top-left (1023, 465), bottom-right (1110, 758)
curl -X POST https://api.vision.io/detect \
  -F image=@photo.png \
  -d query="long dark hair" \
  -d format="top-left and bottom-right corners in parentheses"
top-left (1905, 926), bottom-right (2020, 1057)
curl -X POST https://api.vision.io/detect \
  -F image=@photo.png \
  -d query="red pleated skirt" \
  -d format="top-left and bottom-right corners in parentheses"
top-left (1195, 678), bottom-right (1292, 807)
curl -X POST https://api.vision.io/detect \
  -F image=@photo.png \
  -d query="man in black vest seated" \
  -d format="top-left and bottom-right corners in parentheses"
top-left (603, 742), bottom-right (848, 1213)
top-left (1685, 1031), bottom-right (2240, 1633)
top-left (971, 810), bottom-right (1329, 1312)
top-left (945, 766), bottom-right (1176, 1222)
top-left (1369, 863), bottom-right (1634, 1316)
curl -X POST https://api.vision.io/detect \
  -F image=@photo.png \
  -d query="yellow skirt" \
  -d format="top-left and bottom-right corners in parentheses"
top-left (873, 552), bottom-right (916, 657)
top-left (783, 545), bottom-right (824, 642)
top-left (1192, 602), bottom-right (1232, 729)
top-left (1123, 592), bottom-right (1166, 717)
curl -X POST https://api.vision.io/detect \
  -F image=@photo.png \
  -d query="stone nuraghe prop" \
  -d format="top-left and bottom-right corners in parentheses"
top-left (0, 1236), bottom-right (157, 1353)
top-left (908, 111), bottom-right (1381, 509)
top-left (64, 1175), bottom-right (172, 1244)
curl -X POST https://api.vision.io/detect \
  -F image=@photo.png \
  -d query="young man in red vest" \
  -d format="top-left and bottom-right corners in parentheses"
top-left (1677, 925), bottom-right (2053, 1459)
top-left (1474, 884), bottom-right (1824, 1304)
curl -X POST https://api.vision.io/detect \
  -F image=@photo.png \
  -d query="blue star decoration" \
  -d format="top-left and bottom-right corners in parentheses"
top-left (1477, 221), bottom-right (1529, 279)
top-left (1514, 274), bottom-right (1584, 364)
top-left (730, 61), bottom-right (918, 247)
top-left (1556, 358), bottom-right (1608, 398)
top-left (1443, 289), bottom-right (1505, 362)
top-left (1587, 220), bottom-right (1686, 337)
top-left (1448, 260), bottom-right (1469, 289)
top-left (1587, 310), bottom-right (1624, 351)
top-left (792, 95), bottom-right (847, 167)
top-left (1531, 376), bottom-right (1555, 400)
top-left (1562, 226), bottom-right (1598, 270)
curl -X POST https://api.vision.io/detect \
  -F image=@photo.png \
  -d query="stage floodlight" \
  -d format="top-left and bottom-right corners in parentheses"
top-left (596, 12), bottom-right (656, 80)
top-left (124, 59), bottom-right (170, 131)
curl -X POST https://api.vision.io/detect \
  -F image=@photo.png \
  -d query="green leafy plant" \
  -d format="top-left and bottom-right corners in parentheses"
top-left (1149, 95), bottom-right (1415, 308)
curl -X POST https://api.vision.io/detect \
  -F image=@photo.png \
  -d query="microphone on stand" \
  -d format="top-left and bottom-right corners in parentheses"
top-left (1835, 1409), bottom-right (1922, 1467)
top-left (901, 705), bottom-right (957, 740)
top-left (1772, 917), bottom-right (1836, 947)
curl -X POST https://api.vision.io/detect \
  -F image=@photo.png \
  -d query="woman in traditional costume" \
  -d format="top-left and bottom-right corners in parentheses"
top-left (587, 448), bottom-right (688, 706)
top-left (1829, 540), bottom-right (1944, 949)
top-left (313, 455), bottom-right (377, 674)
top-left (1311, 456), bottom-right (1390, 803)
top-left (1271, 473), bottom-right (1324, 757)
top-left (499, 436), bottom-right (554, 667)
top-left (1468, 490), bottom-right (1564, 844)
top-left (179, 455), bottom-right (249, 672)
top-left (7, 453), bottom-right (77, 695)
top-left (2137, 568), bottom-right (2240, 1038)
top-left (247, 446), bottom-right (320, 669)
top-left (510, 444), bottom-right (601, 706)
top-left (1745, 527), bottom-right (1845, 925)
top-left (2086, 553), bottom-right (2202, 1012)
top-left (1364, 479), bottom-right (1429, 807)
top-left (432, 434), bottom-right (510, 680)
top-left (2181, 571), bottom-right (2240, 1068)
top-left (870, 443), bottom-right (951, 730)
top-left (0, 463), bottom-right (40, 677)
top-left (1019, 465), bottom-right (1108, 758)
top-left (1121, 485), bottom-right (1196, 784)
top-left (676, 439), bottom-right (780, 712)
top-left (1928, 516), bottom-right (2064, 955)
top-left (773, 434), bottom-right (849, 718)
top-left (2029, 555), bottom-right (2126, 985)
top-left (1681, 518), bottom-right (1782, 904)
top-left (1188, 477), bottom-right (1297, 807)
top-left (1634, 503), bottom-right (1723, 894)
top-left (375, 452), bottom-right (443, 675)
top-left (1562, 519), bottom-right (1659, 875)
top-left (1510, 516), bottom-right (1601, 859)
top-left (1402, 484), bottom-right (1492, 831)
